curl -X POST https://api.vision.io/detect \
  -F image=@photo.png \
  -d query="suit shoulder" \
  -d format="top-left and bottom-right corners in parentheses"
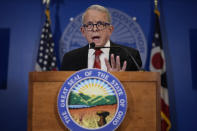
top-left (61, 45), bottom-right (88, 71)
top-left (112, 42), bottom-right (139, 53)
top-left (62, 45), bottom-right (88, 57)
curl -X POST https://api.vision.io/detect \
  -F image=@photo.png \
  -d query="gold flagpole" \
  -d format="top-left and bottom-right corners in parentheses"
top-left (154, 0), bottom-right (160, 16)
top-left (42, 0), bottom-right (51, 23)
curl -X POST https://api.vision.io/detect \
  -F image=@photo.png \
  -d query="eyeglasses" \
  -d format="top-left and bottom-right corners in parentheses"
top-left (83, 21), bottom-right (110, 31)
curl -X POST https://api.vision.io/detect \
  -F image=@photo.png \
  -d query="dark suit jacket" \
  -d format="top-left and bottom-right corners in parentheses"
top-left (61, 41), bottom-right (142, 71)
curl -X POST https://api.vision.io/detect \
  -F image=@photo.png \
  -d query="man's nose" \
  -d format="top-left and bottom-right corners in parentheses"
top-left (92, 24), bottom-right (99, 32)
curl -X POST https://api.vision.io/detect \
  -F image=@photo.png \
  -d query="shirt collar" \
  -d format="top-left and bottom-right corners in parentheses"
top-left (101, 40), bottom-right (110, 55)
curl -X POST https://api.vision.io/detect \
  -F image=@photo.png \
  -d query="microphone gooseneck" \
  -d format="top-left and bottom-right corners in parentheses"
top-left (89, 42), bottom-right (110, 49)
top-left (121, 47), bottom-right (142, 71)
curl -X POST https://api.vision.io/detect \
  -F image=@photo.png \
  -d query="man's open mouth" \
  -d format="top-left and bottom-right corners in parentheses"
top-left (92, 36), bottom-right (100, 41)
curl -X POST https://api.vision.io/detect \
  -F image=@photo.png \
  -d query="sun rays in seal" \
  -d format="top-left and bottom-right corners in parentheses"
top-left (71, 78), bottom-right (115, 97)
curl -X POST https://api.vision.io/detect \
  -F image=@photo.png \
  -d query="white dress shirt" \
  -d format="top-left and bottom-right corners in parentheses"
top-left (88, 40), bottom-right (110, 71)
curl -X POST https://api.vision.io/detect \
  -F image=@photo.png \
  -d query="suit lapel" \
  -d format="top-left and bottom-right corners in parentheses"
top-left (81, 44), bottom-right (89, 69)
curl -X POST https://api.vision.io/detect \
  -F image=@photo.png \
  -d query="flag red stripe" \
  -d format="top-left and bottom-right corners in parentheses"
top-left (161, 119), bottom-right (169, 131)
top-left (161, 98), bottom-right (170, 118)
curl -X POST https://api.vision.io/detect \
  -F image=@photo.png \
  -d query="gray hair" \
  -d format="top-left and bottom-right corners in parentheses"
top-left (82, 5), bottom-right (112, 24)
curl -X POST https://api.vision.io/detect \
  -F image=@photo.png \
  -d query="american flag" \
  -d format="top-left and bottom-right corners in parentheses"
top-left (35, 9), bottom-right (58, 71)
top-left (149, 9), bottom-right (171, 131)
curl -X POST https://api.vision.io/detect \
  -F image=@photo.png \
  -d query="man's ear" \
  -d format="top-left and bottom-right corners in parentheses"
top-left (109, 25), bottom-right (114, 34)
top-left (80, 27), bottom-right (86, 37)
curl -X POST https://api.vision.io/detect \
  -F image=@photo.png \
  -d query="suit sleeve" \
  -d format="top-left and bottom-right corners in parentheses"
top-left (60, 46), bottom-right (88, 71)
top-left (60, 53), bottom-right (72, 71)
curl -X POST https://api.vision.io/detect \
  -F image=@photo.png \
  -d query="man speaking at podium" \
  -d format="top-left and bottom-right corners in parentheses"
top-left (61, 5), bottom-right (142, 71)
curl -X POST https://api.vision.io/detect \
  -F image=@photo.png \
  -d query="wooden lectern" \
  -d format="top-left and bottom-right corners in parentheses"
top-left (28, 71), bottom-right (160, 131)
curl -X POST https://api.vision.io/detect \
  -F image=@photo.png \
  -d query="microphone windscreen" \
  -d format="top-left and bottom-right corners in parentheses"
top-left (90, 42), bottom-right (95, 49)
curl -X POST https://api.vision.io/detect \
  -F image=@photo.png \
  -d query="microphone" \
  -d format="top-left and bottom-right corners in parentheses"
top-left (89, 42), bottom-right (143, 71)
top-left (90, 42), bottom-right (96, 49)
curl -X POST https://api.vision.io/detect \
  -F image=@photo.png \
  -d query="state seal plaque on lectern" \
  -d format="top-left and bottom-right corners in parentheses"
top-left (57, 69), bottom-right (127, 131)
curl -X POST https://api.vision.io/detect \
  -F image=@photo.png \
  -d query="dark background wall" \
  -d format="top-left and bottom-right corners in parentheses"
top-left (0, 0), bottom-right (197, 131)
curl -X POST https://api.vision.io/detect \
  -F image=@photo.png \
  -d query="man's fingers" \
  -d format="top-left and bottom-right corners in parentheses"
top-left (104, 55), bottom-right (127, 72)
top-left (104, 58), bottom-right (111, 71)
top-left (121, 61), bottom-right (127, 71)
top-left (116, 56), bottom-right (120, 71)
top-left (111, 54), bottom-right (115, 69)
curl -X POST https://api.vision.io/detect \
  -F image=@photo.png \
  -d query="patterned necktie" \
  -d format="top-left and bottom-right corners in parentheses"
top-left (94, 49), bottom-right (102, 69)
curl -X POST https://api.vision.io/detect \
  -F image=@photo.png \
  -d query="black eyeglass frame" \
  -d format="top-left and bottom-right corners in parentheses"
top-left (82, 21), bottom-right (111, 31)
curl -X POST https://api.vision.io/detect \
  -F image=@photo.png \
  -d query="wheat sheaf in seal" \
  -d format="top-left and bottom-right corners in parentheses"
top-left (57, 69), bottom-right (127, 131)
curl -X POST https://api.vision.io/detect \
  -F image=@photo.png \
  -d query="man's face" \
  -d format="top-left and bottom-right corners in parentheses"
top-left (81, 9), bottom-right (114, 47)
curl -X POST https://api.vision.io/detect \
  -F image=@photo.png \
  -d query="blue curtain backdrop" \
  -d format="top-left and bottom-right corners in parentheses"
top-left (0, 28), bottom-right (9, 89)
top-left (189, 29), bottom-right (197, 90)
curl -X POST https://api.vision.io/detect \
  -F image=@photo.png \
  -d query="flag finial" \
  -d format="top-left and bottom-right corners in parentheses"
top-left (42, 0), bottom-right (50, 9)
top-left (42, 0), bottom-right (51, 23)
top-left (154, 0), bottom-right (158, 10)
top-left (154, 0), bottom-right (160, 16)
